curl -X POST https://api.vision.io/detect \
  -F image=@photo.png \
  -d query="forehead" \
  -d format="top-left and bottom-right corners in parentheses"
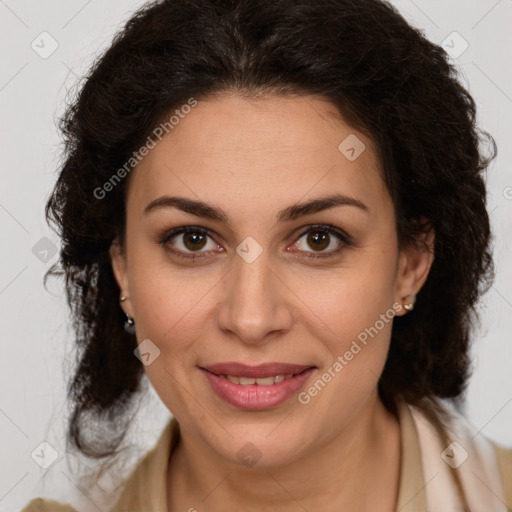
top-left (128, 93), bottom-right (389, 217)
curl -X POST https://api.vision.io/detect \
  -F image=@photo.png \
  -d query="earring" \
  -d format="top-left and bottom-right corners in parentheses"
top-left (124, 314), bottom-right (135, 334)
top-left (120, 296), bottom-right (135, 333)
top-left (403, 294), bottom-right (416, 312)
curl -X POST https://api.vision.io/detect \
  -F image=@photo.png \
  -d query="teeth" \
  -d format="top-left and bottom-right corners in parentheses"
top-left (221, 374), bottom-right (296, 385)
top-left (253, 376), bottom-right (275, 386)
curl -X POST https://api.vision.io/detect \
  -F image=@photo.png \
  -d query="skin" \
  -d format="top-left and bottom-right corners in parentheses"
top-left (110, 92), bottom-right (434, 511)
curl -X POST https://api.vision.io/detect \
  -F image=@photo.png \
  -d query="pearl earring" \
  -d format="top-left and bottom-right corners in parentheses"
top-left (124, 315), bottom-right (135, 334)
top-left (120, 295), bottom-right (135, 334)
top-left (403, 294), bottom-right (416, 312)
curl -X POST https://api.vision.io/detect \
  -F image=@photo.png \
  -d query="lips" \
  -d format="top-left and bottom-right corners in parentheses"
top-left (200, 362), bottom-right (314, 379)
top-left (200, 364), bottom-right (316, 410)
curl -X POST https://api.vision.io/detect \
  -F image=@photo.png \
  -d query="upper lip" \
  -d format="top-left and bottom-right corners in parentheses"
top-left (200, 362), bottom-right (315, 378)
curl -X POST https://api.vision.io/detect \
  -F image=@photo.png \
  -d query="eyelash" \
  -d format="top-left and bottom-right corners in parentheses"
top-left (158, 224), bottom-right (354, 261)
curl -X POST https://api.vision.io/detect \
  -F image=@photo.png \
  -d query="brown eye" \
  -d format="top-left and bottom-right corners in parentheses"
top-left (290, 224), bottom-right (351, 259)
top-left (182, 231), bottom-right (207, 251)
top-left (306, 230), bottom-right (330, 251)
top-left (162, 227), bottom-right (220, 258)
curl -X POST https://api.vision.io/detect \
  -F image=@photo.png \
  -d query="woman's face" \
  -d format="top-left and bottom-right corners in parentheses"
top-left (111, 92), bottom-right (432, 467)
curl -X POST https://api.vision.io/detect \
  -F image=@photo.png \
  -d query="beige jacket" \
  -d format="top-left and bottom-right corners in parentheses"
top-left (22, 401), bottom-right (512, 511)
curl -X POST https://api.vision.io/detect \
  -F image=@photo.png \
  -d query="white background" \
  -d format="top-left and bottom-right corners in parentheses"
top-left (1, 0), bottom-right (511, 510)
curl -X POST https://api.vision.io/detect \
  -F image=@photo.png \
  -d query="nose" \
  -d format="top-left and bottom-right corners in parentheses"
top-left (215, 247), bottom-right (294, 346)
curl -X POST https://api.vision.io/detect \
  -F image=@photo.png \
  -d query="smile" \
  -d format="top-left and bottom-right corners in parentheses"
top-left (219, 374), bottom-right (297, 385)
top-left (199, 364), bottom-right (316, 410)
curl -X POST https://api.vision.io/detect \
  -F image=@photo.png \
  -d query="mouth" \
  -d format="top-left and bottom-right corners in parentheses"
top-left (215, 373), bottom-right (302, 385)
top-left (200, 362), bottom-right (315, 379)
top-left (199, 362), bottom-right (317, 410)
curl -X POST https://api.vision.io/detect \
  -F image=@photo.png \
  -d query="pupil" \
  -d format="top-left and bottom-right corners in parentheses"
top-left (307, 231), bottom-right (329, 251)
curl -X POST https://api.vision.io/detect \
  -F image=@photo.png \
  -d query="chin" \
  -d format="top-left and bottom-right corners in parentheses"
top-left (208, 422), bottom-right (312, 469)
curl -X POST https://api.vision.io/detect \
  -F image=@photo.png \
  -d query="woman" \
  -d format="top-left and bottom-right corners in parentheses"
top-left (23, 0), bottom-right (512, 510)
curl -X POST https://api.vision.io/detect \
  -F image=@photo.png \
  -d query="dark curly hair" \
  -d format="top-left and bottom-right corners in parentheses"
top-left (47, 0), bottom-right (495, 479)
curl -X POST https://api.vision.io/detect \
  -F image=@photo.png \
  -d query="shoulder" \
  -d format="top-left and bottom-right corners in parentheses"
top-left (22, 418), bottom-right (179, 512)
top-left (110, 416), bottom-right (180, 511)
top-left (443, 405), bottom-right (512, 508)
top-left (493, 441), bottom-right (512, 510)
top-left (409, 400), bottom-right (512, 510)
top-left (21, 498), bottom-right (77, 512)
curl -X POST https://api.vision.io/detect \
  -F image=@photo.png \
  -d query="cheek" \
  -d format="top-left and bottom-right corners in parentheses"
top-left (124, 225), bottom-right (215, 338)
top-left (130, 267), bottom-right (219, 349)
top-left (127, 266), bottom-right (221, 411)
top-left (289, 252), bottom-right (398, 398)
top-left (294, 285), bottom-right (396, 430)
top-left (293, 249), bottom-right (398, 338)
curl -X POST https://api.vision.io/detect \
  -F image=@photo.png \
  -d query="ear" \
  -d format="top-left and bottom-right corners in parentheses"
top-left (109, 239), bottom-right (131, 314)
top-left (394, 224), bottom-right (435, 316)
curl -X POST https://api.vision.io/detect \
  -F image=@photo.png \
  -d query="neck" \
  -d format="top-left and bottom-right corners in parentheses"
top-left (167, 393), bottom-right (401, 512)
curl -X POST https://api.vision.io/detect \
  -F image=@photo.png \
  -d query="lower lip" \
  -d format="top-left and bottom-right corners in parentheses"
top-left (200, 368), bottom-right (316, 410)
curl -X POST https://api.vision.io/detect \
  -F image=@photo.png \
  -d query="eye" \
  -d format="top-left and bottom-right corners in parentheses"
top-left (159, 224), bottom-right (353, 261)
top-left (160, 226), bottom-right (222, 260)
top-left (289, 224), bottom-right (352, 259)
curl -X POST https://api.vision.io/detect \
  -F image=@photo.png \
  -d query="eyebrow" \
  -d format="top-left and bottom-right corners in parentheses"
top-left (143, 193), bottom-right (368, 224)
